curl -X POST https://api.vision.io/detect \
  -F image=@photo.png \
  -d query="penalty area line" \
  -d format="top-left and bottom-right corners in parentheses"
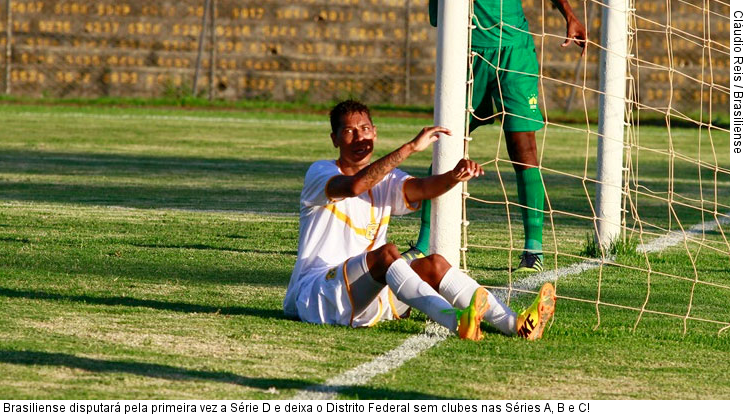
top-left (292, 215), bottom-right (729, 400)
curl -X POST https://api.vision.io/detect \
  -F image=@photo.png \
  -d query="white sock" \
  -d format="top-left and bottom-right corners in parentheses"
top-left (385, 259), bottom-right (458, 333)
top-left (438, 267), bottom-right (517, 335)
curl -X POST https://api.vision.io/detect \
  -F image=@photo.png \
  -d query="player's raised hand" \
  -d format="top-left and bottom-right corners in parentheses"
top-left (562, 16), bottom-right (587, 56)
top-left (451, 159), bottom-right (484, 182)
top-left (409, 126), bottom-right (452, 152)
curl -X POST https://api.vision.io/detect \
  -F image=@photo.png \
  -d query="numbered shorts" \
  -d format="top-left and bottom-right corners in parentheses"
top-left (470, 42), bottom-right (545, 133)
top-left (296, 252), bottom-right (410, 328)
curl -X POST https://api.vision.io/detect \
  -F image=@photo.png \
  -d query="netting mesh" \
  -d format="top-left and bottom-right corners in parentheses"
top-left (460, 0), bottom-right (729, 335)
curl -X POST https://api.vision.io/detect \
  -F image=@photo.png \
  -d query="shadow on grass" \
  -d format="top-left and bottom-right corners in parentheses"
top-left (0, 287), bottom-right (285, 320)
top-left (0, 350), bottom-right (456, 399)
top-left (0, 150), bottom-right (312, 179)
top-left (4, 250), bottom-right (293, 286)
top-left (130, 242), bottom-right (296, 256)
top-left (0, 181), bottom-right (300, 214)
top-left (0, 150), bottom-right (313, 213)
top-left (307, 385), bottom-right (457, 400)
top-left (0, 349), bottom-right (311, 391)
top-left (0, 237), bottom-right (31, 244)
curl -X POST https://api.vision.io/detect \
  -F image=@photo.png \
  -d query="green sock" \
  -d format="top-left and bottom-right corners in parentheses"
top-left (414, 165), bottom-right (433, 255)
top-left (516, 167), bottom-right (544, 258)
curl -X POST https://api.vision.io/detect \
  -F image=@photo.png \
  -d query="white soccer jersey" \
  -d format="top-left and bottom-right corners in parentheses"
top-left (283, 159), bottom-right (419, 325)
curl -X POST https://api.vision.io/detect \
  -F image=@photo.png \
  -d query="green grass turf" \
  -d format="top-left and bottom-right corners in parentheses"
top-left (0, 104), bottom-right (729, 399)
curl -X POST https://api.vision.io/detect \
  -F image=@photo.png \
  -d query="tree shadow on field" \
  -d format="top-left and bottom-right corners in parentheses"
top-left (0, 237), bottom-right (31, 244)
top-left (0, 350), bottom-right (460, 399)
top-left (337, 386), bottom-right (458, 400)
top-left (0, 181), bottom-right (300, 214)
top-left (0, 150), bottom-right (313, 213)
top-left (0, 287), bottom-right (285, 320)
top-left (0, 349), bottom-right (312, 392)
top-left (6, 248), bottom-right (293, 286)
top-left (130, 242), bottom-right (296, 256)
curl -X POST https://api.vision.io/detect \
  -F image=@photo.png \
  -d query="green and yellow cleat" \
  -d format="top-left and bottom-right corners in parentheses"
top-left (514, 252), bottom-right (544, 273)
top-left (401, 243), bottom-right (426, 262)
top-left (516, 282), bottom-right (556, 340)
top-left (457, 287), bottom-right (490, 341)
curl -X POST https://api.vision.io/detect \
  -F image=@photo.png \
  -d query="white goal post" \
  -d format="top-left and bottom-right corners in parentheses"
top-left (595, 0), bottom-right (629, 249)
top-left (430, 0), bottom-right (469, 265)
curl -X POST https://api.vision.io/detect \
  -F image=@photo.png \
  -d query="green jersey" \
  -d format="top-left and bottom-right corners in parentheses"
top-left (429, 0), bottom-right (532, 47)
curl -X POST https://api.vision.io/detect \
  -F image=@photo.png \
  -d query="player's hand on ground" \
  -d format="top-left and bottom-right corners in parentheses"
top-left (563, 16), bottom-right (587, 56)
top-left (451, 159), bottom-right (484, 182)
top-left (409, 126), bottom-right (452, 152)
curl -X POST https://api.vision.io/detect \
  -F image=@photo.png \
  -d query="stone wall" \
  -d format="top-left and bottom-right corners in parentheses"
top-left (0, 0), bottom-right (729, 114)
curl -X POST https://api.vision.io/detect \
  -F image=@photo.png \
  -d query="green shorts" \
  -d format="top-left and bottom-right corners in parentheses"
top-left (469, 42), bottom-right (545, 133)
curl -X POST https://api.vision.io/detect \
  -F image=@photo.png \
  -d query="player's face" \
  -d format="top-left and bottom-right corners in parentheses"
top-left (331, 111), bottom-right (377, 168)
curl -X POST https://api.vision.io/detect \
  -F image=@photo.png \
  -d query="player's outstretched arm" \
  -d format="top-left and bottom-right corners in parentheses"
top-left (403, 159), bottom-right (484, 204)
top-left (550, 0), bottom-right (587, 55)
top-left (327, 126), bottom-right (451, 199)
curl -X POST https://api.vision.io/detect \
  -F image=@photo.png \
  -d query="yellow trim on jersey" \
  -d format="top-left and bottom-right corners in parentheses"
top-left (322, 189), bottom-right (390, 249)
top-left (402, 177), bottom-right (422, 211)
top-left (324, 203), bottom-right (369, 237)
top-left (342, 260), bottom-right (355, 327)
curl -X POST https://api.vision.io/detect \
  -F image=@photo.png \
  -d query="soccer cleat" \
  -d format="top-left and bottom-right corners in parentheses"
top-left (457, 287), bottom-right (490, 341)
top-left (516, 282), bottom-right (556, 340)
top-left (514, 252), bottom-right (544, 273)
top-left (400, 242), bottom-right (426, 262)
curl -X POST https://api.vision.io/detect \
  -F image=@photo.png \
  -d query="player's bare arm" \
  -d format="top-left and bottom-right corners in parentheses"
top-left (403, 159), bottom-right (485, 204)
top-left (327, 126), bottom-right (451, 199)
top-left (550, 0), bottom-right (587, 55)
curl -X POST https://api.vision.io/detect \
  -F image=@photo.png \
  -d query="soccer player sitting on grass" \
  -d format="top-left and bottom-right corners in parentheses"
top-left (283, 100), bottom-right (556, 340)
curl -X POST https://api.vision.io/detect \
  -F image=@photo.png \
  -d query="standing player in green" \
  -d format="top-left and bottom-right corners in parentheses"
top-left (404, 0), bottom-right (587, 272)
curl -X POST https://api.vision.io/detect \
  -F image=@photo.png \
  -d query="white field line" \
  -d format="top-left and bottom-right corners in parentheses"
top-left (0, 201), bottom-right (298, 218)
top-left (5, 110), bottom-right (327, 127)
top-left (494, 216), bottom-right (729, 300)
top-left (635, 217), bottom-right (729, 253)
top-left (293, 215), bottom-right (730, 400)
top-left (3, 110), bottom-right (417, 130)
top-left (294, 323), bottom-right (451, 400)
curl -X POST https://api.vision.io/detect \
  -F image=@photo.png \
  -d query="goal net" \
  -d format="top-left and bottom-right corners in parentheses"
top-left (452, 0), bottom-right (729, 335)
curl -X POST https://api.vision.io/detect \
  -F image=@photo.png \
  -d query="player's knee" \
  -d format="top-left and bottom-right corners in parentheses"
top-left (379, 243), bottom-right (401, 265)
top-left (411, 254), bottom-right (451, 291)
top-left (367, 244), bottom-right (400, 278)
top-left (425, 254), bottom-right (451, 274)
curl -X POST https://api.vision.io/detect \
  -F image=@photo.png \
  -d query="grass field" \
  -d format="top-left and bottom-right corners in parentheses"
top-left (0, 104), bottom-right (729, 399)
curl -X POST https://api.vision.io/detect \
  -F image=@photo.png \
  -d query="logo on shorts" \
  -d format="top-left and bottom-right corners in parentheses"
top-left (528, 94), bottom-right (538, 111)
top-left (325, 268), bottom-right (337, 280)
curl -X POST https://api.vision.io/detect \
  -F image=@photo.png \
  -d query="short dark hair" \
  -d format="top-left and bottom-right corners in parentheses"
top-left (330, 100), bottom-right (372, 133)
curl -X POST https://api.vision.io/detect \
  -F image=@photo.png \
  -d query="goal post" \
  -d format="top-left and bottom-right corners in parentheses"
top-left (430, 0), bottom-right (469, 265)
top-left (595, 0), bottom-right (630, 249)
